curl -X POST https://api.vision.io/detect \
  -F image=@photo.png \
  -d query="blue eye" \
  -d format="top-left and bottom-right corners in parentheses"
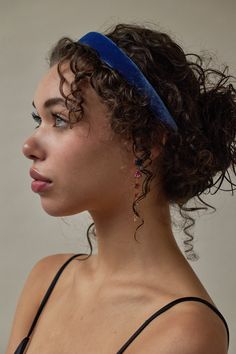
top-left (30, 112), bottom-right (69, 129)
top-left (31, 112), bottom-right (41, 128)
top-left (52, 114), bottom-right (69, 128)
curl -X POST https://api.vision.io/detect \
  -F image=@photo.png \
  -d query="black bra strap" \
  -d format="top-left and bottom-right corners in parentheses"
top-left (14, 336), bottom-right (30, 354)
top-left (15, 260), bottom-right (230, 354)
top-left (116, 296), bottom-right (230, 353)
top-left (14, 253), bottom-right (87, 354)
top-left (26, 253), bottom-right (87, 338)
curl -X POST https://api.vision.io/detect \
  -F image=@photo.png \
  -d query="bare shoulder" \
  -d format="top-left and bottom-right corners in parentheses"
top-left (170, 304), bottom-right (228, 354)
top-left (143, 300), bottom-right (229, 354)
top-left (5, 253), bottom-right (79, 354)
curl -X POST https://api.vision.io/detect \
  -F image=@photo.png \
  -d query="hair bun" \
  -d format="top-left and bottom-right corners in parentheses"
top-left (198, 70), bottom-right (236, 176)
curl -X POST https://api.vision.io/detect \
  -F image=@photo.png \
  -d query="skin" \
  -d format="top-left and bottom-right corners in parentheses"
top-left (18, 62), bottom-right (229, 354)
top-left (23, 62), bottom-right (208, 296)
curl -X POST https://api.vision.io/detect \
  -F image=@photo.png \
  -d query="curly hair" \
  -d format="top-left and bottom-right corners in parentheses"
top-left (48, 23), bottom-right (236, 262)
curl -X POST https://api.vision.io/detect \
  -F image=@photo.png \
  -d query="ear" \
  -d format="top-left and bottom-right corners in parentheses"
top-left (151, 134), bottom-right (166, 160)
top-left (150, 146), bottom-right (161, 160)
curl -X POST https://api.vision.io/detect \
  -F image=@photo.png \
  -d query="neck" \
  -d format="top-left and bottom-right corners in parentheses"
top-left (87, 190), bottom-right (184, 285)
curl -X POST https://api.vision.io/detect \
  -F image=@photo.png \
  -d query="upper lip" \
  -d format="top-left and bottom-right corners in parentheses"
top-left (30, 168), bottom-right (52, 182)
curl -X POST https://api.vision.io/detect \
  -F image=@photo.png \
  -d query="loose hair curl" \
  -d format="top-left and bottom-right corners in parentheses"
top-left (48, 23), bottom-right (236, 261)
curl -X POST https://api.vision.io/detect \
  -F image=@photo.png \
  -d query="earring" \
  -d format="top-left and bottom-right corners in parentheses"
top-left (133, 158), bottom-right (143, 222)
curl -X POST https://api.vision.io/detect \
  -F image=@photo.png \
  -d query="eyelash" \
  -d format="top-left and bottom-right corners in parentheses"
top-left (31, 112), bottom-right (69, 129)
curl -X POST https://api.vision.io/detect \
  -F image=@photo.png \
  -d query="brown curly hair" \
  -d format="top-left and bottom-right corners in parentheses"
top-left (48, 23), bottom-right (236, 261)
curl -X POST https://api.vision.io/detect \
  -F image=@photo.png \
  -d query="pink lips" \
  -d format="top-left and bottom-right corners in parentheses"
top-left (30, 168), bottom-right (52, 193)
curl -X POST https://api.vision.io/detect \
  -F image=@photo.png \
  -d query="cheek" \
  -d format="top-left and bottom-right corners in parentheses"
top-left (52, 130), bottom-right (123, 184)
top-left (42, 136), bottom-right (132, 216)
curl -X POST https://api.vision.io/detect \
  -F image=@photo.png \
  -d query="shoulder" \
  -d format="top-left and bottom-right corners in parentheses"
top-left (31, 253), bottom-right (78, 286)
top-left (17, 253), bottom-right (79, 299)
top-left (169, 306), bottom-right (228, 354)
top-left (5, 253), bottom-right (78, 354)
top-left (143, 300), bottom-right (228, 354)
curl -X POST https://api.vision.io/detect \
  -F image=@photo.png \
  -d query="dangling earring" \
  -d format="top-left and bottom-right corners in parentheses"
top-left (133, 158), bottom-right (143, 222)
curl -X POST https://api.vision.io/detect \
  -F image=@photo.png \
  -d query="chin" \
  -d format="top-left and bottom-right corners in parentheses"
top-left (40, 200), bottom-right (85, 217)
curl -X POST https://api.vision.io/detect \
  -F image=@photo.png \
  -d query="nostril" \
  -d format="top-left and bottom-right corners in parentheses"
top-left (29, 154), bottom-right (37, 160)
top-left (22, 143), bottom-right (38, 160)
top-left (22, 139), bottom-right (45, 161)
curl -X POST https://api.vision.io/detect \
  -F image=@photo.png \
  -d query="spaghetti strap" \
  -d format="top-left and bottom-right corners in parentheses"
top-left (14, 263), bottom-right (230, 354)
top-left (116, 296), bottom-right (230, 353)
top-left (14, 253), bottom-right (87, 354)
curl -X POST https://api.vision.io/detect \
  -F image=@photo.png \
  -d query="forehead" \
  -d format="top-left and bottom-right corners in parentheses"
top-left (33, 63), bottom-right (110, 117)
top-left (34, 63), bottom-right (76, 105)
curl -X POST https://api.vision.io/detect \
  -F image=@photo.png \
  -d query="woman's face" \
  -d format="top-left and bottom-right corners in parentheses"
top-left (23, 63), bottom-right (134, 216)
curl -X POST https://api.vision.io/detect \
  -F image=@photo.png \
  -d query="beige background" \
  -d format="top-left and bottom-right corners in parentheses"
top-left (1, 0), bottom-right (235, 352)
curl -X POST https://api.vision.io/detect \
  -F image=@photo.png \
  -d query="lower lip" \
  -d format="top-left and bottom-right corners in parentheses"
top-left (31, 180), bottom-right (52, 193)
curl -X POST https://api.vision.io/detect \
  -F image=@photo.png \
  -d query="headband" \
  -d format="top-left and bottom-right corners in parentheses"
top-left (78, 32), bottom-right (178, 132)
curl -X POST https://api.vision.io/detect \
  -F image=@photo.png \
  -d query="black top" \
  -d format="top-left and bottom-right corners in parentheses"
top-left (13, 253), bottom-right (230, 353)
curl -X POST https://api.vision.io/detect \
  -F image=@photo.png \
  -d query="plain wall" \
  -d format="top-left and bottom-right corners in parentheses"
top-left (1, 0), bottom-right (235, 352)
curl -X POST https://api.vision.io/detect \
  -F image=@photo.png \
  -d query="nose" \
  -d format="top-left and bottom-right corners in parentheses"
top-left (22, 135), bottom-right (45, 161)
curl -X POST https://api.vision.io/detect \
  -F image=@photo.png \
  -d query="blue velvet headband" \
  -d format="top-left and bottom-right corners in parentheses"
top-left (78, 32), bottom-right (178, 132)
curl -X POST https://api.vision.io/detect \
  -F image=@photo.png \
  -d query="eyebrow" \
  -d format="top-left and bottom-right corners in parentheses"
top-left (32, 97), bottom-right (66, 109)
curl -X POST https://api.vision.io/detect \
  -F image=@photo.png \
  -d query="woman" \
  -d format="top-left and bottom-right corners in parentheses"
top-left (6, 23), bottom-right (235, 353)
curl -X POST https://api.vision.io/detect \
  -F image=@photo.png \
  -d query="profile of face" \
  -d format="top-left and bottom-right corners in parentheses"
top-left (23, 63), bottom-right (135, 217)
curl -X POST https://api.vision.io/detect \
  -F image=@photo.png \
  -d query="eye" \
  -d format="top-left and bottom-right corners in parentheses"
top-left (52, 114), bottom-right (69, 128)
top-left (31, 112), bottom-right (41, 128)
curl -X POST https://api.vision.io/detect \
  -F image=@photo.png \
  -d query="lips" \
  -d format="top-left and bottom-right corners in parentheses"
top-left (30, 168), bottom-right (52, 193)
top-left (30, 168), bottom-right (52, 183)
